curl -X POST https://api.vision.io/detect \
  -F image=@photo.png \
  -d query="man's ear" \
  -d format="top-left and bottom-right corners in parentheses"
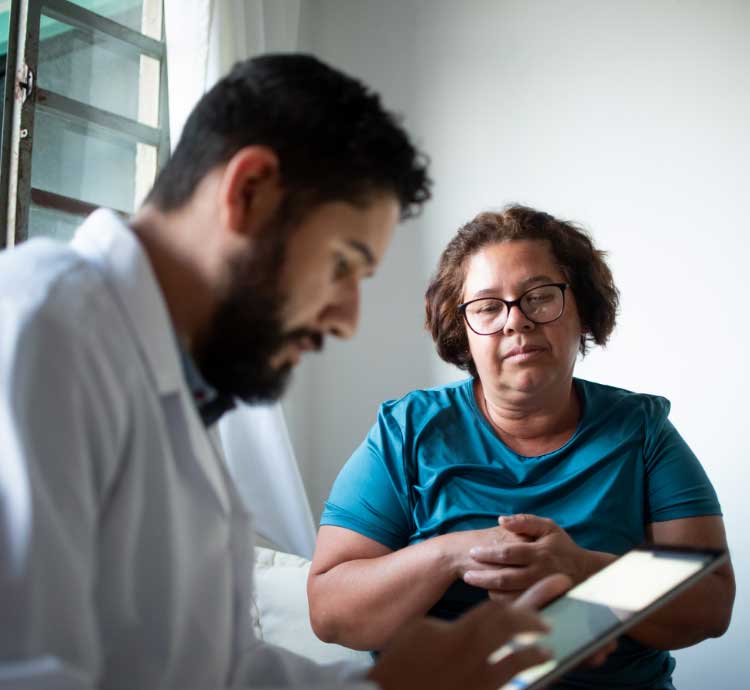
top-left (218, 146), bottom-right (282, 238)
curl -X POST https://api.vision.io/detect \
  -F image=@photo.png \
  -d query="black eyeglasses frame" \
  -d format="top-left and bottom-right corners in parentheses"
top-left (457, 282), bottom-right (569, 336)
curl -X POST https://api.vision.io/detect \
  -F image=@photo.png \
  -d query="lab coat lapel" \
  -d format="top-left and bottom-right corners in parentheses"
top-left (71, 210), bottom-right (230, 515)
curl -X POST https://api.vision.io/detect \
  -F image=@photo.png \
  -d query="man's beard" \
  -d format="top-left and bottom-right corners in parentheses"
top-left (193, 212), bottom-right (319, 404)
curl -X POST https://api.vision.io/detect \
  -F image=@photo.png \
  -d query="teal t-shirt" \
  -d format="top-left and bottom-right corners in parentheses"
top-left (321, 378), bottom-right (721, 690)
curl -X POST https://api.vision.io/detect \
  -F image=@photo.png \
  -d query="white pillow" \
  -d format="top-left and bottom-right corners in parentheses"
top-left (252, 547), bottom-right (373, 667)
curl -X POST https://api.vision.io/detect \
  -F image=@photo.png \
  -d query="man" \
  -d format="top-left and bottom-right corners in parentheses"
top-left (0, 54), bottom-right (562, 690)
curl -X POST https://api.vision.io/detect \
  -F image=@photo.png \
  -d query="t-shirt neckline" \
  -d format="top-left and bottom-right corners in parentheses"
top-left (464, 377), bottom-right (587, 461)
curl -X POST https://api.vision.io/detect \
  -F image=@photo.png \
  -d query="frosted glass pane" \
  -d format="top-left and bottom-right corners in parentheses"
top-left (37, 8), bottom-right (160, 124)
top-left (60, 2), bottom-right (146, 35)
top-left (28, 205), bottom-right (81, 242)
top-left (31, 109), bottom-right (141, 213)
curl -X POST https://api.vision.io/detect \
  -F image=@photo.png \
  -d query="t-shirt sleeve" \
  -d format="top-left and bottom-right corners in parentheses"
top-left (320, 403), bottom-right (413, 551)
top-left (644, 404), bottom-right (721, 523)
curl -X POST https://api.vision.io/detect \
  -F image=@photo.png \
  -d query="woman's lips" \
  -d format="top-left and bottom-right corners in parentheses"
top-left (502, 346), bottom-right (546, 362)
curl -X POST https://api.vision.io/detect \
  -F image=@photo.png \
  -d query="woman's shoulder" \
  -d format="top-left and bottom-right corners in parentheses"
top-left (577, 377), bottom-right (672, 423)
top-left (379, 378), bottom-right (475, 422)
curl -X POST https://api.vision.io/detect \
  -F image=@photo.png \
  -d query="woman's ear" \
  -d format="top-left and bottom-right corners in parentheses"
top-left (218, 146), bottom-right (282, 238)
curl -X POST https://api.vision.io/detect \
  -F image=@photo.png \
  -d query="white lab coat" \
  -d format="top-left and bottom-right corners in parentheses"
top-left (0, 210), bottom-right (372, 690)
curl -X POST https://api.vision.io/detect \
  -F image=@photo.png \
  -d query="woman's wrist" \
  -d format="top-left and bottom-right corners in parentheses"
top-left (578, 548), bottom-right (617, 583)
top-left (429, 531), bottom-right (475, 580)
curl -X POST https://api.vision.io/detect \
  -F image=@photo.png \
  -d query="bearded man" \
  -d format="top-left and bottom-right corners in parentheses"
top-left (0, 54), bottom-right (565, 690)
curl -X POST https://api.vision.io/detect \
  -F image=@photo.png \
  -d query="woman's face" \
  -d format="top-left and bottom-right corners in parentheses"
top-left (461, 239), bottom-right (584, 400)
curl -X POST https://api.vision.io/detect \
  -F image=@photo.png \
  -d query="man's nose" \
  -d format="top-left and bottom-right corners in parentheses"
top-left (320, 282), bottom-right (361, 340)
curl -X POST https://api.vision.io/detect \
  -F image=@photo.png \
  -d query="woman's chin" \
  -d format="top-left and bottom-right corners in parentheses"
top-left (502, 371), bottom-right (549, 396)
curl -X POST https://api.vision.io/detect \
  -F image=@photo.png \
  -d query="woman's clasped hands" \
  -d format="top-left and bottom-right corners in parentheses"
top-left (463, 514), bottom-right (605, 604)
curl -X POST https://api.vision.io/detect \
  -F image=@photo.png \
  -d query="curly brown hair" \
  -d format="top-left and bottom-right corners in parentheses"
top-left (425, 205), bottom-right (619, 378)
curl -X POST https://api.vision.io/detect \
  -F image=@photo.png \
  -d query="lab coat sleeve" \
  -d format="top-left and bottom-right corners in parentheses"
top-left (235, 639), bottom-right (377, 690)
top-left (0, 302), bottom-right (125, 689)
top-left (0, 302), bottom-right (379, 690)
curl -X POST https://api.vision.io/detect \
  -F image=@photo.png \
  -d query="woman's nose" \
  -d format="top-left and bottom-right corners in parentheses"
top-left (502, 303), bottom-right (534, 334)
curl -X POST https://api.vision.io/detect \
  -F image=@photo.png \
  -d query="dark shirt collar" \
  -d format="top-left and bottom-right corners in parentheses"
top-left (178, 345), bottom-right (236, 427)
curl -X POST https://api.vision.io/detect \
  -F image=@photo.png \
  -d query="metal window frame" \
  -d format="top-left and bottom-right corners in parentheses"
top-left (0, 0), bottom-right (23, 244)
top-left (1, 0), bottom-right (169, 248)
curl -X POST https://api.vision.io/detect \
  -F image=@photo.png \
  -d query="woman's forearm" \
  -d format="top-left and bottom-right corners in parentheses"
top-left (571, 548), bottom-right (734, 649)
top-left (626, 516), bottom-right (737, 649)
top-left (572, 547), bottom-right (734, 649)
top-left (626, 567), bottom-right (735, 649)
top-left (307, 533), bottom-right (471, 650)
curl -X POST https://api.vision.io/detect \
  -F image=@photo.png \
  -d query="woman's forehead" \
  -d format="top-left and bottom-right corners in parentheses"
top-left (463, 239), bottom-right (562, 288)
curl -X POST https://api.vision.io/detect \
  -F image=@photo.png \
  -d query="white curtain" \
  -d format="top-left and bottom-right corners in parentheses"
top-left (164, 0), bottom-right (315, 559)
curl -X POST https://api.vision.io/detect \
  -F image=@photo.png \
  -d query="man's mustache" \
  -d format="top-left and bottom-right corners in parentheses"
top-left (284, 329), bottom-right (324, 352)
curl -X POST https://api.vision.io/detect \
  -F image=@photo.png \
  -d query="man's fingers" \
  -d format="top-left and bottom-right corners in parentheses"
top-left (456, 599), bottom-right (549, 658)
top-left (488, 644), bottom-right (552, 684)
top-left (514, 573), bottom-right (572, 610)
top-left (488, 590), bottom-right (520, 605)
top-left (369, 599), bottom-right (557, 690)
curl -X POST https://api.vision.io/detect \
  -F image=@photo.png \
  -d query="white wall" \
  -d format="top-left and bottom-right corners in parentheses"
top-left (289, 2), bottom-right (749, 688)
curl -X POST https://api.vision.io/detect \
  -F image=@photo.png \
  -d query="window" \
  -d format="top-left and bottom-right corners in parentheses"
top-left (0, 0), bottom-right (168, 248)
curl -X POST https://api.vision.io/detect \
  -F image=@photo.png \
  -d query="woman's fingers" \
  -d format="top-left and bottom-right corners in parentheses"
top-left (470, 542), bottom-right (535, 566)
top-left (464, 568), bottom-right (521, 591)
top-left (500, 513), bottom-right (558, 538)
top-left (514, 573), bottom-right (572, 610)
top-left (464, 564), bottom-right (542, 592)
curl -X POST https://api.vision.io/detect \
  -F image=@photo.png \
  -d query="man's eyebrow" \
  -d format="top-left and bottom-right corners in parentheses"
top-left (347, 239), bottom-right (375, 267)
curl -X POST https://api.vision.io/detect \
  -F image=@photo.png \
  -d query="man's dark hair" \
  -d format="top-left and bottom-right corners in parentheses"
top-left (147, 53), bottom-right (431, 218)
top-left (425, 205), bottom-right (619, 378)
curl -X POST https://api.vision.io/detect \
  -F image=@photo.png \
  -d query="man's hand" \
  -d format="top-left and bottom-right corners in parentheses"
top-left (368, 595), bottom-right (554, 690)
top-left (509, 546), bottom-right (616, 669)
top-left (467, 516), bottom-right (617, 669)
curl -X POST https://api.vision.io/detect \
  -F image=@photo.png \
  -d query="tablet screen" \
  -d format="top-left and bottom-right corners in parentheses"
top-left (495, 548), bottom-right (717, 690)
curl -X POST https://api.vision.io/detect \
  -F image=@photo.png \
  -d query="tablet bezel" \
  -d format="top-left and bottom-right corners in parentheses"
top-left (515, 543), bottom-right (728, 690)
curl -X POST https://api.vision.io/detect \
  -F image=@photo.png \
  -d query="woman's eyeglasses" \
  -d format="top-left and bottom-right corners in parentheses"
top-left (458, 283), bottom-right (568, 335)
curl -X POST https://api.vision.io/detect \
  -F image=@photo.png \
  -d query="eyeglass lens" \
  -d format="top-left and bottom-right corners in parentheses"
top-left (465, 284), bottom-right (564, 334)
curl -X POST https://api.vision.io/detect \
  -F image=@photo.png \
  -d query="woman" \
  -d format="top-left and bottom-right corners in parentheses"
top-left (307, 205), bottom-right (735, 690)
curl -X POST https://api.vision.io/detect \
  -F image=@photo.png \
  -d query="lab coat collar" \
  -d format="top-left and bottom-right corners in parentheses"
top-left (71, 209), bottom-right (183, 397)
top-left (71, 210), bottom-right (231, 513)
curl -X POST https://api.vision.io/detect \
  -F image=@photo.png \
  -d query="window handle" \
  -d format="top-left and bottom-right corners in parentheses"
top-left (17, 64), bottom-right (34, 103)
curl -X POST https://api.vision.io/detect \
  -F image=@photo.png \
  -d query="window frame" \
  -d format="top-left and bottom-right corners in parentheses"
top-left (0, 0), bottom-right (169, 248)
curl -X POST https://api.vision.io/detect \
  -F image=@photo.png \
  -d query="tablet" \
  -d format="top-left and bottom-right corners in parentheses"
top-left (493, 544), bottom-right (728, 690)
